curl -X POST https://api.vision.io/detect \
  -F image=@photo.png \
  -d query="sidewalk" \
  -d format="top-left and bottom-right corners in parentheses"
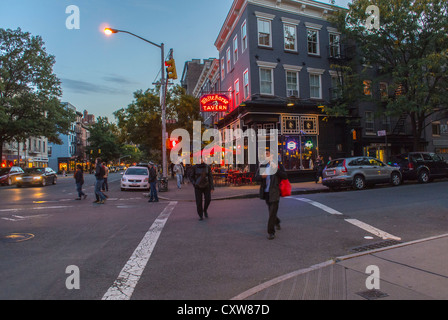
top-left (155, 178), bottom-right (328, 201)
top-left (232, 234), bottom-right (448, 300)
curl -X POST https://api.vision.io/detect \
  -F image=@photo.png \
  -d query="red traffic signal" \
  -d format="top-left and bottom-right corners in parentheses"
top-left (165, 58), bottom-right (178, 80)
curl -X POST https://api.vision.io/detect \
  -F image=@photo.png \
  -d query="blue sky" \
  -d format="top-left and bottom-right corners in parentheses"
top-left (1, 0), bottom-right (350, 121)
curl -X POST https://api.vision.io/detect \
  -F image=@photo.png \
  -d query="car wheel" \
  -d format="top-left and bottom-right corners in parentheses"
top-left (53, 177), bottom-right (57, 184)
top-left (391, 172), bottom-right (401, 186)
top-left (353, 175), bottom-right (366, 190)
top-left (41, 179), bottom-right (46, 187)
top-left (418, 170), bottom-right (429, 184)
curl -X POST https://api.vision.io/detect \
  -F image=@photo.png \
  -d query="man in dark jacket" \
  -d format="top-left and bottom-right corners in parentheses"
top-left (255, 150), bottom-right (287, 240)
top-left (74, 164), bottom-right (87, 200)
top-left (190, 160), bottom-right (214, 220)
top-left (148, 162), bottom-right (159, 202)
top-left (94, 158), bottom-right (107, 204)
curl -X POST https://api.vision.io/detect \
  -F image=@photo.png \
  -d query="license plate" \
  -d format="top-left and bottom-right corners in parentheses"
top-left (326, 170), bottom-right (336, 176)
top-left (130, 184), bottom-right (139, 187)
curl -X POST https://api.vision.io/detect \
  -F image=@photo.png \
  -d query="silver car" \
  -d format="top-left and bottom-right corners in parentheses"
top-left (322, 157), bottom-right (402, 190)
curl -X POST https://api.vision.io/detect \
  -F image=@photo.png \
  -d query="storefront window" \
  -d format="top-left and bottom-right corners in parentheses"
top-left (282, 136), bottom-right (317, 170)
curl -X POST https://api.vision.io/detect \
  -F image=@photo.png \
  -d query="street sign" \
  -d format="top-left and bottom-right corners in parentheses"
top-left (377, 130), bottom-right (387, 137)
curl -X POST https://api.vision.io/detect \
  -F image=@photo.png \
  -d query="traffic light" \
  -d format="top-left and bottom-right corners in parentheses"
top-left (166, 138), bottom-right (179, 150)
top-left (165, 58), bottom-right (178, 80)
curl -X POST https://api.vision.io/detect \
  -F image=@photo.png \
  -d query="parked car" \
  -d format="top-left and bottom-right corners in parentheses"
top-left (322, 157), bottom-right (402, 190)
top-left (0, 166), bottom-right (25, 186)
top-left (120, 166), bottom-right (150, 191)
top-left (390, 152), bottom-right (448, 183)
top-left (16, 167), bottom-right (57, 187)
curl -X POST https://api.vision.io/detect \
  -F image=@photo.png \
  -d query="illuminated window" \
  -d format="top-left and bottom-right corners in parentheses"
top-left (363, 80), bottom-right (372, 96)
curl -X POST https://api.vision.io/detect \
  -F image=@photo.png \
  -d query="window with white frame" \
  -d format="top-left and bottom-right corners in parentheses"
top-left (365, 111), bottom-right (375, 133)
top-left (241, 20), bottom-right (247, 52)
top-left (233, 35), bottom-right (238, 63)
top-left (260, 68), bottom-right (273, 95)
top-left (226, 48), bottom-right (231, 73)
top-left (234, 79), bottom-right (240, 106)
top-left (329, 33), bottom-right (340, 57)
top-left (258, 18), bottom-right (271, 47)
top-left (309, 74), bottom-right (321, 99)
top-left (307, 29), bottom-right (319, 55)
top-left (228, 86), bottom-right (233, 111)
top-left (221, 57), bottom-right (225, 80)
top-left (243, 69), bottom-right (249, 99)
top-left (286, 71), bottom-right (299, 97)
top-left (284, 24), bottom-right (296, 51)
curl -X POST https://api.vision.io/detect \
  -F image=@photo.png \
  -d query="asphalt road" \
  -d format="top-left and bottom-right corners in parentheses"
top-left (0, 173), bottom-right (447, 300)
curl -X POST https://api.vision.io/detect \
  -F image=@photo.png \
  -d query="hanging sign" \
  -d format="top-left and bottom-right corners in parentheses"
top-left (200, 94), bottom-right (230, 112)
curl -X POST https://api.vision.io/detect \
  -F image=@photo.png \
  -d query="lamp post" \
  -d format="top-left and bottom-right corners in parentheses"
top-left (104, 27), bottom-right (168, 181)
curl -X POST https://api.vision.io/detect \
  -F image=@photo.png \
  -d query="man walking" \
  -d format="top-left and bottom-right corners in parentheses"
top-left (148, 162), bottom-right (159, 203)
top-left (255, 150), bottom-right (287, 240)
top-left (190, 160), bottom-right (214, 220)
top-left (102, 162), bottom-right (109, 192)
top-left (173, 162), bottom-right (184, 189)
top-left (94, 158), bottom-right (107, 204)
top-left (74, 165), bottom-right (87, 200)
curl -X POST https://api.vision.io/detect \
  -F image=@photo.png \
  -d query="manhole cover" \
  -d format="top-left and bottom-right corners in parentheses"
top-left (357, 289), bottom-right (389, 300)
top-left (1, 233), bottom-right (35, 243)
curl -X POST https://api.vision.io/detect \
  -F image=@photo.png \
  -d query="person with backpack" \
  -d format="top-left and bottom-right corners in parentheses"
top-left (148, 162), bottom-right (159, 203)
top-left (255, 150), bottom-right (288, 240)
top-left (190, 159), bottom-right (214, 220)
top-left (74, 164), bottom-right (87, 200)
top-left (94, 157), bottom-right (107, 204)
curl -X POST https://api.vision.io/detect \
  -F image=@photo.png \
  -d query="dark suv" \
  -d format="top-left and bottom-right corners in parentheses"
top-left (391, 152), bottom-right (448, 183)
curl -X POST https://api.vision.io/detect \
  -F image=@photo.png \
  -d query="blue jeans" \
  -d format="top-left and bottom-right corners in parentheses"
top-left (76, 182), bottom-right (85, 198)
top-left (149, 181), bottom-right (158, 201)
top-left (176, 174), bottom-right (183, 189)
top-left (95, 179), bottom-right (106, 201)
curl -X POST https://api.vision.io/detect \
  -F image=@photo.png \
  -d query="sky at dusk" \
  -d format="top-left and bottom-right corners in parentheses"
top-left (1, 0), bottom-right (350, 122)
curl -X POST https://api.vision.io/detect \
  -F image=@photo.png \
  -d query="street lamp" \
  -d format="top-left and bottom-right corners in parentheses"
top-left (103, 27), bottom-right (168, 182)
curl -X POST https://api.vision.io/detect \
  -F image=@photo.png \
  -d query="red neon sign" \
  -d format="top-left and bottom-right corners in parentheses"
top-left (200, 94), bottom-right (230, 112)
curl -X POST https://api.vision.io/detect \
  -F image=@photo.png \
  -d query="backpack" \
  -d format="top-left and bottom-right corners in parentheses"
top-left (196, 166), bottom-right (210, 189)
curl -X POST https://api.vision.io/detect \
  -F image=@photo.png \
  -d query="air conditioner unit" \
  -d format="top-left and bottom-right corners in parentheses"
top-left (287, 89), bottom-right (299, 97)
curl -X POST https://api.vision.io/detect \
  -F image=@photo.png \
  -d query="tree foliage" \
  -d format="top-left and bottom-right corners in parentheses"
top-left (0, 28), bottom-right (75, 156)
top-left (330, 0), bottom-right (448, 150)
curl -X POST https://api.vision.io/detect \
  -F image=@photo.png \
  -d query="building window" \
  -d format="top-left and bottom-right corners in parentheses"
top-left (221, 57), bottom-right (225, 80)
top-left (432, 122), bottom-right (441, 136)
top-left (243, 69), bottom-right (249, 99)
top-left (309, 74), bottom-right (321, 99)
top-left (329, 33), bottom-right (340, 57)
top-left (284, 24), bottom-right (296, 51)
top-left (331, 75), bottom-right (342, 100)
top-left (382, 115), bottom-right (391, 133)
top-left (365, 111), bottom-right (375, 133)
top-left (241, 20), bottom-right (247, 52)
top-left (228, 86), bottom-right (233, 111)
top-left (260, 68), bottom-right (273, 95)
top-left (226, 48), bottom-right (231, 73)
top-left (379, 82), bottom-right (388, 100)
top-left (307, 29), bottom-right (319, 55)
top-left (286, 71), bottom-right (299, 97)
top-left (233, 35), bottom-right (238, 63)
top-left (234, 79), bottom-right (240, 106)
top-left (363, 80), bottom-right (372, 96)
top-left (258, 18), bottom-right (271, 47)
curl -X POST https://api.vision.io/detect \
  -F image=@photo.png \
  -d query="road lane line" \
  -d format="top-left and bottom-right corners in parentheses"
top-left (102, 201), bottom-right (178, 300)
top-left (288, 197), bottom-right (401, 241)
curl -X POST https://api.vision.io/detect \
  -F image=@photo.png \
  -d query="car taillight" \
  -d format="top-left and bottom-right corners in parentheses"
top-left (341, 160), bottom-right (348, 173)
top-left (408, 162), bottom-right (414, 170)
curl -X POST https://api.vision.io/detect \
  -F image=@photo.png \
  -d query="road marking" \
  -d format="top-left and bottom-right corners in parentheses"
top-left (288, 197), bottom-right (401, 241)
top-left (0, 205), bottom-right (72, 213)
top-left (102, 201), bottom-right (178, 300)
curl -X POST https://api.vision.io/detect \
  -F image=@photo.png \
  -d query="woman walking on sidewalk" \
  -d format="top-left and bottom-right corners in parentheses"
top-left (74, 165), bottom-right (87, 200)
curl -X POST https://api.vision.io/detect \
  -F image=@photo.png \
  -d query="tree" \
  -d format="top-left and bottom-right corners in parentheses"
top-left (0, 28), bottom-right (75, 157)
top-left (331, 0), bottom-right (448, 151)
top-left (87, 117), bottom-right (121, 163)
top-left (114, 85), bottom-right (202, 163)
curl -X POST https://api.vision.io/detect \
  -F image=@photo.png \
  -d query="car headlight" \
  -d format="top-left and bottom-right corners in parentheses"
top-left (33, 176), bottom-right (42, 180)
top-left (16, 177), bottom-right (22, 180)
top-left (121, 178), bottom-right (126, 182)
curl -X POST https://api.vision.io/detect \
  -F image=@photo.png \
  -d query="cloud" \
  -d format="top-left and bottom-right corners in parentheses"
top-left (61, 78), bottom-right (128, 95)
top-left (102, 74), bottom-right (139, 85)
